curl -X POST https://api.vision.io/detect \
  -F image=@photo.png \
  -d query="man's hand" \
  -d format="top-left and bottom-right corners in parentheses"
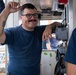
top-left (5, 2), bottom-right (21, 13)
top-left (42, 22), bottom-right (61, 41)
top-left (42, 25), bottom-right (52, 41)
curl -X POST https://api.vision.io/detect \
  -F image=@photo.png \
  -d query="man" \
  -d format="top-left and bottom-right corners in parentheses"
top-left (65, 29), bottom-right (76, 75)
top-left (0, 2), bottom-right (61, 75)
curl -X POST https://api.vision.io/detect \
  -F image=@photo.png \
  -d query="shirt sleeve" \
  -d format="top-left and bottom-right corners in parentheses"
top-left (65, 28), bottom-right (76, 64)
top-left (2, 28), bottom-right (14, 45)
top-left (35, 25), bottom-right (46, 36)
top-left (39, 25), bottom-right (46, 35)
top-left (0, 0), bottom-right (5, 13)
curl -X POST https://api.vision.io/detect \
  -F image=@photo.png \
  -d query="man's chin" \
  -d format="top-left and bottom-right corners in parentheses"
top-left (30, 24), bottom-right (36, 27)
top-left (28, 27), bottom-right (35, 31)
top-left (30, 26), bottom-right (36, 29)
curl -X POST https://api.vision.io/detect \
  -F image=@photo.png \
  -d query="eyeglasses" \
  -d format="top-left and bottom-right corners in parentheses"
top-left (21, 13), bottom-right (39, 19)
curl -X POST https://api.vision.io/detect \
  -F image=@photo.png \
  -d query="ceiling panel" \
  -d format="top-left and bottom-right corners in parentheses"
top-left (20, 0), bottom-right (63, 20)
top-left (40, 0), bottom-right (53, 9)
top-left (20, 0), bottom-right (53, 10)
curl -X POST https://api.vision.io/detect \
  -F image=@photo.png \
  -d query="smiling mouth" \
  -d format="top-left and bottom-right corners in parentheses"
top-left (28, 20), bottom-right (37, 22)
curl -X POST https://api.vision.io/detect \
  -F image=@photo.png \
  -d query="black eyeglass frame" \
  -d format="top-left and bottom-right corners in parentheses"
top-left (21, 13), bottom-right (39, 19)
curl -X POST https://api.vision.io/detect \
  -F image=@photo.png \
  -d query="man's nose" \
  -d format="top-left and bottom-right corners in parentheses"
top-left (31, 15), bottom-right (36, 19)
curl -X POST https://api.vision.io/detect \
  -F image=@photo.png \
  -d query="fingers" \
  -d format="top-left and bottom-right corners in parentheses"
top-left (42, 31), bottom-right (52, 41)
top-left (6, 1), bottom-right (22, 13)
top-left (8, 2), bottom-right (21, 9)
top-left (42, 25), bottom-right (52, 41)
top-left (10, 2), bottom-right (20, 8)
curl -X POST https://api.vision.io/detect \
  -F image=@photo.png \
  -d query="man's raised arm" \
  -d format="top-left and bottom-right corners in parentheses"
top-left (0, 2), bottom-right (21, 43)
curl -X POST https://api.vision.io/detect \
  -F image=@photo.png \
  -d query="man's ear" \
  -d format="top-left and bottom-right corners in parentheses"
top-left (20, 15), bottom-right (22, 20)
top-left (19, 15), bottom-right (22, 24)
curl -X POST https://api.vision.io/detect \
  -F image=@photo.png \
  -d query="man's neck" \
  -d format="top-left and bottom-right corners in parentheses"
top-left (22, 24), bottom-right (34, 31)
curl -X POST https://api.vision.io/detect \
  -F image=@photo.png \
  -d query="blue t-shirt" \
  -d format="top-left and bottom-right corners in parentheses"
top-left (42, 40), bottom-right (47, 49)
top-left (3, 25), bottom-right (46, 75)
top-left (0, 0), bottom-right (5, 13)
top-left (65, 28), bottom-right (76, 64)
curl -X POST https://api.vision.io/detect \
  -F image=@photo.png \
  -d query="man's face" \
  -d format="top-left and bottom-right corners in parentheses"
top-left (20, 8), bottom-right (38, 31)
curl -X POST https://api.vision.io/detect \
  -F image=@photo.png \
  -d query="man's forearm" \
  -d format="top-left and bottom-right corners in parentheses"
top-left (47, 22), bottom-right (61, 33)
top-left (0, 8), bottom-right (10, 35)
top-left (50, 22), bottom-right (61, 28)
